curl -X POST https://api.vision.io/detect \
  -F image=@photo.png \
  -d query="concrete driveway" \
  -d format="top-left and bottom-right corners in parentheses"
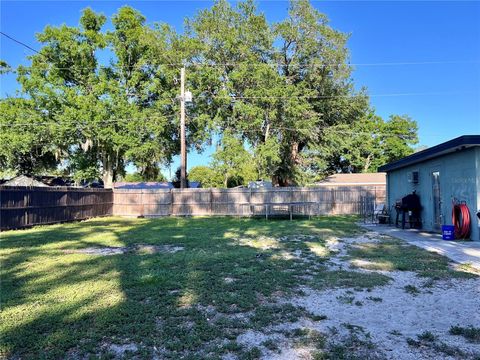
top-left (360, 224), bottom-right (480, 271)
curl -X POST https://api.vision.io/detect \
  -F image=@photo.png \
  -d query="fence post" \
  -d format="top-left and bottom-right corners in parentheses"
top-left (210, 188), bottom-right (213, 215)
top-left (249, 187), bottom-right (252, 216)
top-left (24, 191), bottom-right (29, 226)
top-left (331, 188), bottom-right (335, 215)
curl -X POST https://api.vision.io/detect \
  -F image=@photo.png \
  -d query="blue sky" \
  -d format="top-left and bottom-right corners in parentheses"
top-left (1, 1), bottom-right (479, 178)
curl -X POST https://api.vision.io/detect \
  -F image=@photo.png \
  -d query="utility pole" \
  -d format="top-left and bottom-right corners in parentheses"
top-left (180, 67), bottom-right (187, 188)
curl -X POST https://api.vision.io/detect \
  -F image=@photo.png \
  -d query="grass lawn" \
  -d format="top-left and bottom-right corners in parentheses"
top-left (0, 216), bottom-right (476, 359)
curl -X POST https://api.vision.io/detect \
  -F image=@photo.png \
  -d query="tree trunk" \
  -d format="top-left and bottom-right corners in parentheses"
top-left (363, 153), bottom-right (373, 173)
top-left (102, 152), bottom-right (115, 189)
top-left (103, 165), bottom-right (114, 189)
top-left (284, 142), bottom-right (300, 186)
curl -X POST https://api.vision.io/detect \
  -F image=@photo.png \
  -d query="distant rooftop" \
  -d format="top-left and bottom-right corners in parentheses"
top-left (317, 173), bottom-right (386, 185)
top-left (114, 181), bottom-right (201, 189)
top-left (2, 175), bottom-right (48, 187)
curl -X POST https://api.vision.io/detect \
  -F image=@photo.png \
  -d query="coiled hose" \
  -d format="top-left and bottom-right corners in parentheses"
top-left (452, 201), bottom-right (471, 239)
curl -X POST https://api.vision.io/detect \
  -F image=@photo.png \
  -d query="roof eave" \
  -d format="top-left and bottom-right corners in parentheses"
top-left (378, 135), bottom-right (480, 172)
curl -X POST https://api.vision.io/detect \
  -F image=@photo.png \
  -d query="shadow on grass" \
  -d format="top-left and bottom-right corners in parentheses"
top-left (347, 237), bottom-right (477, 279)
top-left (1, 215), bottom-right (369, 358)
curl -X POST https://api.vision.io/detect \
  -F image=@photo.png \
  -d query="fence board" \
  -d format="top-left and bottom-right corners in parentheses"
top-left (0, 186), bottom-right (113, 230)
top-left (113, 186), bottom-right (385, 218)
top-left (1, 185), bottom-right (385, 230)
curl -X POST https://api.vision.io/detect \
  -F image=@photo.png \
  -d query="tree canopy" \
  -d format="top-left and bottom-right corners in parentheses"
top-left (0, 0), bottom-right (419, 187)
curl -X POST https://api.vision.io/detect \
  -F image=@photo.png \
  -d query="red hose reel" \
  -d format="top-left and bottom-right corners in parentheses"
top-left (452, 200), bottom-right (471, 240)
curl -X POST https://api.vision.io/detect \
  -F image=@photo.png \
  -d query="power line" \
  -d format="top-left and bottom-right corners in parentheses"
top-left (1, 91), bottom-right (471, 106)
top-left (0, 114), bottom-right (179, 127)
top-left (0, 31), bottom-right (42, 55)
top-left (0, 89), bottom-right (474, 128)
top-left (4, 60), bottom-right (480, 73)
top-left (0, 126), bottom-right (422, 141)
top-left (2, 31), bottom-right (479, 71)
top-left (194, 91), bottom-right (474, 100)
top-left (0, 117), bottom-right (432, 138)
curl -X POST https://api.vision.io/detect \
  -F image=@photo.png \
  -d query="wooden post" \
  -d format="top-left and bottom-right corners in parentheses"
top-left (24, 191), bottom-right (29, 226)
top-left (249, 187), bottom-right (252, 216)
top-left (290, 187), bottom-right (293, 220)
top-left (170, 189), bottom-right (174, 216)
top-left (331, 188), bottom-right (336, 215)
top-left (210, 188), bottom-right (213, 215)
top-left (180, 67), bottom-right (187, 189)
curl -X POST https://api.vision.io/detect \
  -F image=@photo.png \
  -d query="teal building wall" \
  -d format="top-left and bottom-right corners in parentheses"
top-left (385, 147), bottom-right (479, 241)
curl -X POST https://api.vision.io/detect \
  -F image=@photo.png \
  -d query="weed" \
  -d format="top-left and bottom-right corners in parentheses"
top-left (406, 338), bottom-right (421, 347)
top-left (250, 304), bottom-right (306, 328)
top-left (261, 339), bottom-right (279, 352)
top-left (408, 331), bottom-right (468, 358)
top-left (309, 314), bottom-right (328, 321)
top-left (404, 284), bottom-right (420, 295)
top-left (432, 342), bottom-right (467, 357)
top-left (366, 296), bottom-right (383, 302)
top-left (417, 331), bottom-right (437, 342)
top-left (310, 270), bottom-right (391, 290)
top-left (449, 325), bottom-right (480, 343)
top-left (293, 328), bottom-right (326, 349)
top-left (327, 332), bottom-right (377, 359)
top-left (336, 295), bottom-right (355, 304)
top-left (239, 346), bottom-right (262, 360)
top-left (341, 323), bottom-right (365, 334)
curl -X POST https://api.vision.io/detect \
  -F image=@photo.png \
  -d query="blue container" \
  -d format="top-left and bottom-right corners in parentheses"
top-left (442, 225), bottom-right (455, 240)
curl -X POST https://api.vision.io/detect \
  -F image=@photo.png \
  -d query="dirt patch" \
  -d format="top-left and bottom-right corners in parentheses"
top-left (63, 244), bottom-right (184, 256)
top-left (290, 275), bottom-right (480, 359)
top-left (98, 342), bottom-right (138, 358)
top-left (236, 236), bottom-right (281, 250)
top-left (278, 234), bottom-right (318, 242)
top-left (232, 231), bottom-right (480, 359)
top-left (108, 343), bottom-right (138, 356)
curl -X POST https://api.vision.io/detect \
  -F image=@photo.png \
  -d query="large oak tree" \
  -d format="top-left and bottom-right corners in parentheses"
top-left (0, 0), bottom-right (418, 187)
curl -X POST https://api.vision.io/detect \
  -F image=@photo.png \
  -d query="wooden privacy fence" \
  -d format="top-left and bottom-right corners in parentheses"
top-left (1, 185), bottom-right (385, 230)
top-left (114, 186), bottom-right (385, 217)
top-left (0, 186), bottom-right (113, 230)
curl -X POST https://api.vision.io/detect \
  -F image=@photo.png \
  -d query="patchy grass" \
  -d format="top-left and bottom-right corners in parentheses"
top-left (324, 324), bottom-right (379, 360)
top-left (1, 215), bottom-right (476, 359)
top-left (310, 269), bottom-right (391, 290)
top-left (407, 335), bottom-right (469, 359)
top-left (261, 339), bottom-right (280, 352)
top-left (0, 215), bottom-right (364, 359)
top-left (347, 237), bottom-right (475, 279)
top-left (292, 328), bottom-right (326, 348)
top-left (250, 304), bottom-right (307, 329)
top-left (336, 294), bottom-right (355, 305)
top-left (449, 325), bottom-right (480, 343)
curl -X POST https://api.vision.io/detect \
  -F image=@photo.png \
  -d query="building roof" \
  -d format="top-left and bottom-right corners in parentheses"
top-left (3, 175), bottom-right (49, 187)
top-left (114, 181), bottom-right (201, 189)
top-left (317, 173), bottom-right (386, 185)
top-left (378, 135), bottom-right (480, 172)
